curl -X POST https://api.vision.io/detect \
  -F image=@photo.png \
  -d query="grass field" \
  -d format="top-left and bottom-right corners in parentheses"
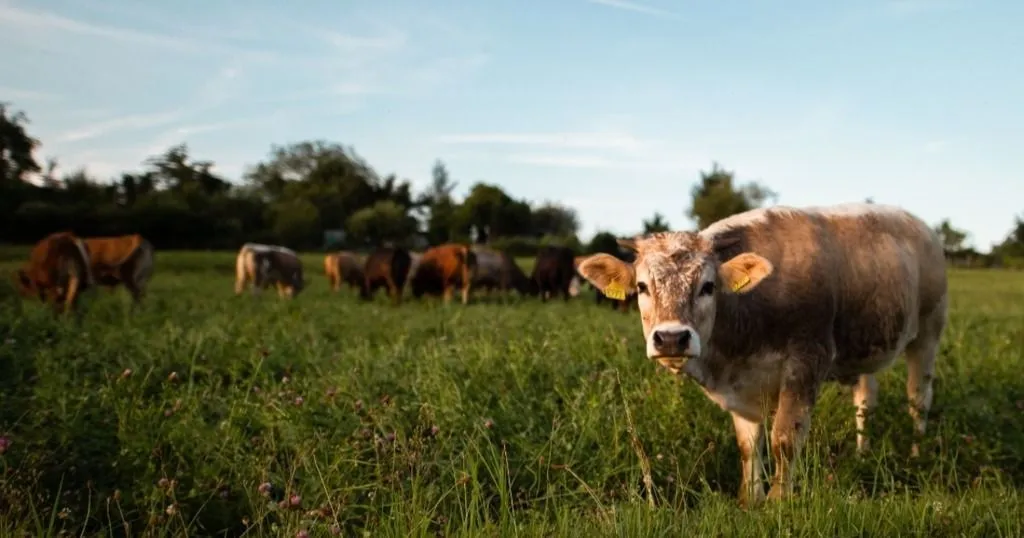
top-left (1, 249), bottom-right (1023, 537)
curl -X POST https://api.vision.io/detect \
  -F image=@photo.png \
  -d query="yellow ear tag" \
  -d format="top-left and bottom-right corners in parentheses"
top-left (604, 281), bottom-right (627, 300)
top-left (731, 274), bottom-right (751, 293)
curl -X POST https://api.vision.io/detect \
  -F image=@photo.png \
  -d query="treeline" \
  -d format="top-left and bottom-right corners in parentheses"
top-left (2, 102), bottom-right (1023, 265)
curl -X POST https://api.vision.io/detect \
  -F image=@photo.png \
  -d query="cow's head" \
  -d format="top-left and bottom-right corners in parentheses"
top-left (14, 269), bottom-right (35, 298)
top-left (576, 232), bottom-right (773, 370)
top-left (285, 270), bottom-right (306, 298)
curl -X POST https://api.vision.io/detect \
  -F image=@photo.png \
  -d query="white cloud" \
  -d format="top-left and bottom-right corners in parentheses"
top-left (585, 0), bottom-right (680, 19)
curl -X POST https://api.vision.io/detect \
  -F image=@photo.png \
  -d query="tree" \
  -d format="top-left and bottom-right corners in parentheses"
top-left (587, 231), bottom-right (621, 254)
top-left (642, 212), bottom-right (670, 233)
top-left (531, 202), bottom-right (580, 237)
top-left (686, 162), bottom-right (776, 230)
top-left (345, 199), bottom-right (419, 247)
top-left (418, 160), bottom-right (460, 245)
top-left (144, 144), bottom-right (231, 198)
top-left (455, 183), bottom-right (532, 243)
top-left (0, 102), bottom-right (41, 184)
top-left (992, 214), bottom-right (1024, 259)
top-left (933, 219), bottom-right (969, 254)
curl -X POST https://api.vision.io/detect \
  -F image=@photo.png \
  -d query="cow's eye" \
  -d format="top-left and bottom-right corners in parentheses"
top-left (636, 282), bottom-right (649, 294)
top-left (699, 281), bottom-right (715, 297)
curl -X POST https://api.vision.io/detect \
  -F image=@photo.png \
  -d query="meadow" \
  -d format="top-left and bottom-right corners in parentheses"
top-left (1, 249), bottom-right (1023, 537)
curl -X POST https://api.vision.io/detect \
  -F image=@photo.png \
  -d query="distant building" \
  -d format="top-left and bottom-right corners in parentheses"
top-left (323, 229), bottom-right (346, 249)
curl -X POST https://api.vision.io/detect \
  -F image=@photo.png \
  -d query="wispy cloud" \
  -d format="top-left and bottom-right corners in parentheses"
top-left (437, 132), bottom-right (654, 152)
top-left (0, 3), bottom-right (275, 59)
top-left (881, 0), bottom-right (965, 17)
top-left (507, 153), bottom-right (703, 172)
top-left (0, 86), bottom-right (62, 102)
top-left (585, 0), bottom-right (680, 19)
top-left (55, 111), bottom-right (182, 143)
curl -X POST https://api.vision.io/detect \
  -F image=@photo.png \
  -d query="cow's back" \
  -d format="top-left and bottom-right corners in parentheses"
top-left (365, 247), bottom-right (412, 287)
top-left (701, 204), bottom-right (947, 374)
top-left (415, 244), bottom-right (472, 287)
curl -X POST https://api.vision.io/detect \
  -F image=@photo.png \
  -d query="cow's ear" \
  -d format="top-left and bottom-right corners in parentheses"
top-left (577, 254), bottom-right (635, 301)
top-left (718, 252), bottom-right (773, 294)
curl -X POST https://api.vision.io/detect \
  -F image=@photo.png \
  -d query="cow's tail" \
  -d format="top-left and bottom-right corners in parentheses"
top-left (71, 237), bottom-right (94, 289)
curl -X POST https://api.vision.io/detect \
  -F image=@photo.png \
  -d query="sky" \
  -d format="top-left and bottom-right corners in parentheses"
top-left (2, 0), bottom-right (1022, 249)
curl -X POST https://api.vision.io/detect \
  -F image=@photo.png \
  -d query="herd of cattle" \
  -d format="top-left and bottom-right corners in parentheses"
top-left (12, 230), bottom-right (636, 315)
top-left (10, 203), bottom-right (952, 507)
top-left (234, 240), bottom-right (638, 307)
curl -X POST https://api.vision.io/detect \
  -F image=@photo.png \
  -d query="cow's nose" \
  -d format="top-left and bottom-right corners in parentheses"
top-left (651, 328), bottom-right (691, 355)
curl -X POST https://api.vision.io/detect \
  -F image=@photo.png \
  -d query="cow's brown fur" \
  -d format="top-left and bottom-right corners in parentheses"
top-left (81, 234), bottom-right (154, 304)
top-left (410, 243), bottom-right (477, 305)
top-left (324, 251), bottom-right (365, 293)
top-left (15, 231), bottom-right (93, 315)
top-left (362, 247), bottom-right (412, 304)
top-left (576, 203), bottom-right (948, 506)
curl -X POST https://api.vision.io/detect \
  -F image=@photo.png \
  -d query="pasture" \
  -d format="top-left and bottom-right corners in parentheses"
top-left (1, 249), bottom-right (1023, 537)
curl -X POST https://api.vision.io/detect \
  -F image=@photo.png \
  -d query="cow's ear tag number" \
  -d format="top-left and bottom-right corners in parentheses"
top-left (730, 274), bottom-right (751, 293)
top-left (604, 281), bottom-right (627, 300)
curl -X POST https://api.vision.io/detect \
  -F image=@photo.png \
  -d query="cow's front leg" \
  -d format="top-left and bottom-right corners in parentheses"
top-left (767, 370), bottom-right (819, 501)
top-left (732, 412), bottom-right (765, 508)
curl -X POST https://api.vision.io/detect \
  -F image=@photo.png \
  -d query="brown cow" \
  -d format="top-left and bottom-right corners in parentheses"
top-left (15, 231), bottom-right (93, 315)
top-left (576, 203), bottom-right (948, 506)
top-left (235, 243), bottom-right (305, 298)
top-left (362, 246), bottom-right (412, 304)
top-left (81, 234), bottom-right (154, 305)
top-left (410, 243), bottom-right (477, 304)
top-left (324, 251), bottom-right (366, 293)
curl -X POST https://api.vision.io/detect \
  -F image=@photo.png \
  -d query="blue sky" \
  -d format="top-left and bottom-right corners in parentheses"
top-left (2, 0), bottom-right (1022, 249)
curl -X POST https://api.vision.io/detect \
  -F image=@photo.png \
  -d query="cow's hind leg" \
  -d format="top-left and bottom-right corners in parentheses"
top-left (904, 296), bottom-right (946, 458)
top-left (852, 373), bottom-right (879, 455)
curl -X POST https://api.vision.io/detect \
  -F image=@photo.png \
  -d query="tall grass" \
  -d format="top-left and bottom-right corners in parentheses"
top-left (1, 251), bottom-right (1022, 537)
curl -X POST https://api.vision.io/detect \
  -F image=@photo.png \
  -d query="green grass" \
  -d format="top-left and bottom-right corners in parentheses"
top-left (1, 250), bottom-right (1023, 537)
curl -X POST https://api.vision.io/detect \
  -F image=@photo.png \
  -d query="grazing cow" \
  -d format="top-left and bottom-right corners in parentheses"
top-left (235, 243), bottom-right (305, 298)
top-left (410, 243), bottom-right (477, 304)
top-left (576, 203), bottom-right (948, 506)
top-left (471, 246), bottom-right (530, 296)
top-left (15, 231), bottom-right (93, 315)
top-left (530, 245), bottom-right (579, 301)
top-left (81, 234), bottom-right (154, 305)
top-left (324, 251), bottom-right (366, 293)
top-left (362, 246), bottom-right (412, 304)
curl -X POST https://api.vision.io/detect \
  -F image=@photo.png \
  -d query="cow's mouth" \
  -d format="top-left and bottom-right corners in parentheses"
top-left (654, 356), bottom-right (693, 374)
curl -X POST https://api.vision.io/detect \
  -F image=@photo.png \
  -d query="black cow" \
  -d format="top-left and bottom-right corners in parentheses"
top-left (529, 245), bottom-right (578, 302)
